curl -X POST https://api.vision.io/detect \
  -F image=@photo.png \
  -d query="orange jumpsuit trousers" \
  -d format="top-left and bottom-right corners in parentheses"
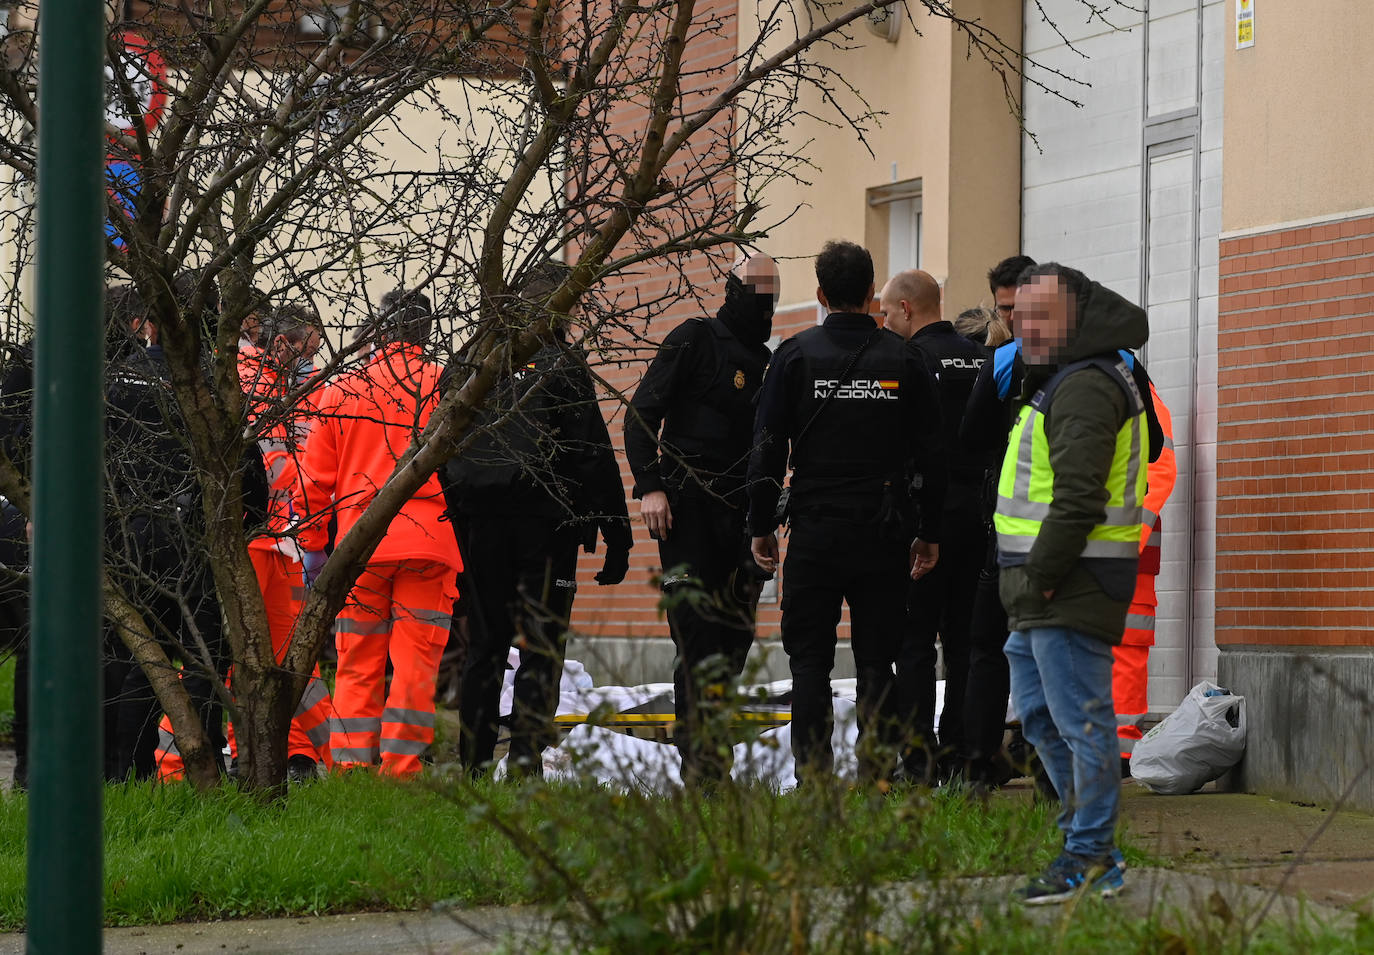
top-left (1114, 383), bottom-right (1175, 760)
top-left (330, 560), bottom-right (457, 777)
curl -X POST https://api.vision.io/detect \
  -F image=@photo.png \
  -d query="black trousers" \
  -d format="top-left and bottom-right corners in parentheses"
top-left (960, 538), bottom-right (1012, 783)
top-left (108, 583), bottom-right (227, 781)
top-left (0, 503), bottom-right (28, 787)
top-left (781, 512), bottom-right (908, 785)
top-left (458, 514), bottom-right (580, 773)
top-left (894, 500), bottom-right (985, 776)
top-left (106, 516), bottom-right (227, 781)
top-left (659, 491), bottom-right (756, 785)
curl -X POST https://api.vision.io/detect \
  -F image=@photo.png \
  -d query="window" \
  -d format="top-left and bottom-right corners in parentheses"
top-left (888, 195), bottom-right (923, 272)
top-left (866, 178), bottom-right (922, 283)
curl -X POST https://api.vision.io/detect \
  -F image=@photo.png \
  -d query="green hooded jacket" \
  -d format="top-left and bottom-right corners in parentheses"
top-left (998, 280), bottom-right (1150, 644)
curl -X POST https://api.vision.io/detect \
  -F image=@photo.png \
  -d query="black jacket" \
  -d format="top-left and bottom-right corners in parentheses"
top-left (105, 345), bottom-right (267, 560)
top-left (907, 320), bottom-right (990, 504)
top-left (0, 344), bottom-right (33, 480)
top-left (746, 312), bottom-right (946, 539)
top-left (624, 316), bottom-right (769, 505)
top-left (443, 341), bottom-right (629, 535)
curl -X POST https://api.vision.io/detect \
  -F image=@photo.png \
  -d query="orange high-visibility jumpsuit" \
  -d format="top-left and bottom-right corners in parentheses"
top-left (154, 345), bottom-right (336, 781)
top-left (242, 343), bottom-right (336, 766)
top-left (294, 342), bottom-right (461, 777)
top-left (1114, 383), bottom-right (1176, 758)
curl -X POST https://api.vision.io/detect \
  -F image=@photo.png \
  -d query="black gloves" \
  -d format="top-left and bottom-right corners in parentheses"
top-left (594, 518), bottom-right (633, 586)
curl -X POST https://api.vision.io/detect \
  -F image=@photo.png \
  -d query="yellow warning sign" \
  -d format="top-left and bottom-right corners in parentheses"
top-left (1236, 0), bottom-right (1255, 49)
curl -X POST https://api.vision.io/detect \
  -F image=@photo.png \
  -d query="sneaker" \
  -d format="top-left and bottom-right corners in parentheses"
top-left (287, 755), bottom-right (320, 784)
top-left (1097, 848), bottom-right (1127, 895)
top-left (1013, 849), bottom-right (1126, 905)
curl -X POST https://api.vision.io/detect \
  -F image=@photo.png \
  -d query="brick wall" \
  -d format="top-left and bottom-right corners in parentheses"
top-left (1215, 211), bottom-right (1374, 648)
top-left (122, 1), bottom-right (534, 75)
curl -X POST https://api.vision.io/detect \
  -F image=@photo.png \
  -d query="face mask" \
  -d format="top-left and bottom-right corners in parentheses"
top-left (720, 272), bottom-right (775, 344)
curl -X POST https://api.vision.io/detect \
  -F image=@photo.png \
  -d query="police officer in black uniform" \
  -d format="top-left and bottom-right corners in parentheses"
top-left (748, 241), bottom-right (945, 786)
top-left (104, 279), bottom-right (267, 779)
top-left (444, 263), bottom-right (632, 778)
top-left (624, 251), bottom-right (778, 785)
top-left (878, 268), bottom-right (990, 782)
top-left (0, 336), bottom-right (34, 789)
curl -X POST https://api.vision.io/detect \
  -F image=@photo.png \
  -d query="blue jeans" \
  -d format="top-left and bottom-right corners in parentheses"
top-left (1005, 627), bottom-right (1119, 859)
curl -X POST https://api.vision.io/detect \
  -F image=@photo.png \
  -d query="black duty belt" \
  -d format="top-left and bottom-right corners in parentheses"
top-left (790, 503), bottom-right (882, 523)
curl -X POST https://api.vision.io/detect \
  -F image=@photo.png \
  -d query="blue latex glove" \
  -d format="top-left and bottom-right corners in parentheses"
top-left (302, 549), bottom-right (327, 588)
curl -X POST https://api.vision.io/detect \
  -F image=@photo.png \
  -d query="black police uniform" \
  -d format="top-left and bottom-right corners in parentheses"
top-left (956, 344), bottom-right (1022, 784)
top-left (624, 275), bottom-right (772, 784)
top-left (104, 344), bottom-right (267, 780)
top-left (0, 343), bottom-right (31, 788)
top-left (443, 339), bottom-right (631, 776)
top-left (748, 312), bottom-right (945, 785)
top-left (895, 321), bottom-right (990, 779)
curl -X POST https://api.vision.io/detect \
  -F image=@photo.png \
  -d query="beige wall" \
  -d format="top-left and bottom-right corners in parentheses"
top-left (1223, 0), bottom-right (1374, 231)
top-left (0, 71), bottom-right (540, 342)
top-left (944, 0), bottom-right (1022, 313)
top-left (736, 1), bottom-right (1020, 317)
top-left (227, 74), bottom-right (545, 349)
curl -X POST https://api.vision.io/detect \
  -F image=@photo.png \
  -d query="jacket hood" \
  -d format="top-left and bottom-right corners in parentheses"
top-left (1059, 280), bottom-right (1148, 364)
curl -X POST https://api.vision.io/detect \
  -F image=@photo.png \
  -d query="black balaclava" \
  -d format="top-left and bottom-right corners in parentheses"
top-left (717, 271), bottom-right (775, 345)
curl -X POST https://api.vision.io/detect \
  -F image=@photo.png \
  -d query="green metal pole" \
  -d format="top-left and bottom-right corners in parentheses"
top-left (27, 0), bottom-right (107, 951)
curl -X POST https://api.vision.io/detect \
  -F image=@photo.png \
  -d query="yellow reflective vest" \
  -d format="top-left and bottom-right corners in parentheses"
top-left (994, 356), bottom-right (1148, 576)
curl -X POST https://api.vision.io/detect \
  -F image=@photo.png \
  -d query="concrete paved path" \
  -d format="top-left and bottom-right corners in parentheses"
top-left (0, 906), bottom-right (555, 955)
top-left (1120, 781), bottom-right (1374, 912)
top-left (5, 865), bottom-right (1355, 955)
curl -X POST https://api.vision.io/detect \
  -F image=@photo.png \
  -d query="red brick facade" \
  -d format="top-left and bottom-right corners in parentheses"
top-left (1216, 212), bottom-right (1374, 648)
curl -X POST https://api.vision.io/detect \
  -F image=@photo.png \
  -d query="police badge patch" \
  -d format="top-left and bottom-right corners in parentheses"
top-left (733, 369), bottom-right (745, 389)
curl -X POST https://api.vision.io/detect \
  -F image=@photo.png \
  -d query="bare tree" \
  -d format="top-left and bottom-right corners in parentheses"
top-left (0, 0), bottom-right (1131, 791)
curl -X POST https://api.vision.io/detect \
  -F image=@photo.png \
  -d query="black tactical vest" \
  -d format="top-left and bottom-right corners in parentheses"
top-left (443, 343), bottom-right (571, 514)
top-left (660, 317), bottom-right (768, 491)
top-left (788, 325), bottom-right (908, 505)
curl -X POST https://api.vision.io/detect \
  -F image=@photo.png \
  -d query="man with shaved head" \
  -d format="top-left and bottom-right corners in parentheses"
top-left (625, 250), bottom-right (779, 786)
top-left (879, 269), bottom-right (990, 783)
top-left (879, 269), bottom-right (943, 337)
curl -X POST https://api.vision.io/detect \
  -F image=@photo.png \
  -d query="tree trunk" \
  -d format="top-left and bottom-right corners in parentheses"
top-left (233, 661), bottom-right (297, 794)
top-left (198, 463), bottom-right (288, 792)
top-left (156, 303), bottom-right (291, 791)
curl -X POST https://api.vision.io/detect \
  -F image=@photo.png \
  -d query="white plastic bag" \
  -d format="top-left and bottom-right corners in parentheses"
top-left (1130, 681), bottom-right (1246, 795)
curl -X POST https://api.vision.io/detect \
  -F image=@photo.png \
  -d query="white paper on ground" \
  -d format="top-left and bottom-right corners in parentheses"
top-left (494, 657), bottom-right (891, 792)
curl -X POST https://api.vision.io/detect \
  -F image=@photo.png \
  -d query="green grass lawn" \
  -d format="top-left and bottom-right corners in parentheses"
top-left (0, 774), bottom-right (1065, 930)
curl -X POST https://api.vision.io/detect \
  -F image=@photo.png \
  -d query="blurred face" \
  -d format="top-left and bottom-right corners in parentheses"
top-left (130, 316), bottom-right (157, 346)
top-left (1016, 275), bottom-right (1075, 366)
top-left (877, 281), bottom-right (912, 338)
top-left (737, 254), bottom-right (780, 302)
top-left (241, 312), bottom-right (262, 345)
top-left (271, 328), bottom-right (322, 367)
top-left (994, 286), bottom-right (1017, 330)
